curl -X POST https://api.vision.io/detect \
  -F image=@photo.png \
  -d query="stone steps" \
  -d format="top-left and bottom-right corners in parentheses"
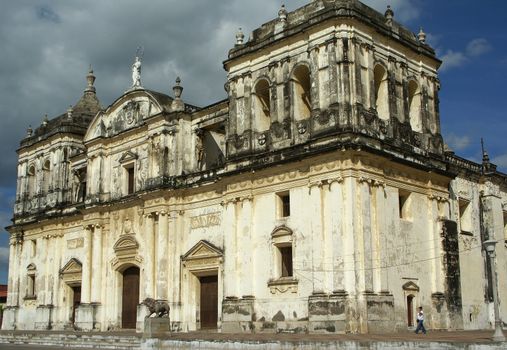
top-left (0, 331), bottom-right (141, 349)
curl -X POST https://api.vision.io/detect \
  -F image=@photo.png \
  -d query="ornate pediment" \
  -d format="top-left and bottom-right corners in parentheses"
top-left (182, 240), bottom-right (223, 261)
top-left (60, 258), bottom-right (82, 275)
top-left (271, 225), bottom-right (293, 245)
top-left (60, 258), bottom-right (82, 286)
top-left (402, 281), bottom-right (420, 292)
top-left (113, 234), bottom-right (139, 255)
top-left (181, 240), bottom-right (223, 273)
top-left (118, 151), bottom-right (138, 164)
top-left (271, 225), bottom-right (293, 238)
top-left (27, 263), bottom-right (37, 273)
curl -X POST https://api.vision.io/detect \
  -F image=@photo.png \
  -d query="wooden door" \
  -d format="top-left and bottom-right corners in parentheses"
top-left (71, 286), bottom-right (81, 325)
top-left (200, 275), bottom-right (218, 329)
top-left (122, 266), bottom-right (140, 329)
top-left (407, 295), bottom-right (414, 327)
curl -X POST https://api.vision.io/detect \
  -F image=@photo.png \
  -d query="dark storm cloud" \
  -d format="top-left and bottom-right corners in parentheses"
top-left (37, 5), bottom-right (61, 23)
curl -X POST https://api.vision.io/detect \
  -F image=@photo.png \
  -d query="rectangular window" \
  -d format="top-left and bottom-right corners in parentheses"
top-left (27, 274), bottom-right (35, 297)
top-left (31, 240), bottom-right (37, 258)
top-left (277, 192), bottom-right (290, 218)
top-left (399, 190), bottom-right (410, 219)
top-left (127, 166), bottom-right (135, 194)
top-left (459, 200), bottom-right (472, 234)
top-left (280, 246), bottom-right (293, 277)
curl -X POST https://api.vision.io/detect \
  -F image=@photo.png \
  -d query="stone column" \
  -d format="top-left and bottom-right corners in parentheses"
top-left (428, 196), bottom-right (444, 293)
top-left (91, 224), bottom-right (103, 303)
top-left (358, 179), bottom-right (373, 293)
top-left (328, 178), bottom-right (345, 292)
top-left (327, 39), bottom-right (339, 108)
top-left (309, 182), bottom-right (325, 293)
top-left (81, 225), bottom-right (93, 304)
top-left (144, 213), bottom-right (155, 298)
top-left (342, 177), bottom-right (357, 294)
top-left (351, 38), bottom-right (363, 106)
top-left (156, 211), bottom-right (169, 300)
top-left (309, 47), bottom-right (320, 112)
top-left (243, 74), bottom-right (253, 131)
top-left (52, 234), bottom-right (62, 321)
top-left (223, 200), bottom-right (238, 297)
top-left (42, 237), bottom-right (51, 305)
top-left (337, 39), bottom-right (351, 125)
top-left (238, 197), bottom-right (253, 297)
top-left (6, 240), bottom-right (18, 306)
top-left (373, 184), bottom-right (389, 293)
top-left (169, 211), bottom-right (178, 306)
top-left (321, 185), bottom-right (333, 293)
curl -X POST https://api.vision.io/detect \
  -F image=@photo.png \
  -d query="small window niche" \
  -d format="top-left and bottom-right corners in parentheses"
top-left (25, 264), bottom-right (37, 300)
top-left (31, 239), bottom-right (37, 258)
top-left (374, 64), bottom-right (389, 120)
top-left (277, 191), bottom-right (291, 218)
top-left (458, 199), bottom-right (472, 235)
top-left (42, 159), bottom-right (51, 193)
top-left (399, 190), bottom-right (411, 220)
top-left (27, 165), bottom-right (36, 196)
top-left (125, 164), bottom-right (135, 195)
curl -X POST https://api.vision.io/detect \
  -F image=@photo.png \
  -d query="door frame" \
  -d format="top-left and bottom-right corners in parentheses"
top-left (181, 240), bottom-right (224, 331)
top-left (116, 263), bottom-right (141, 330)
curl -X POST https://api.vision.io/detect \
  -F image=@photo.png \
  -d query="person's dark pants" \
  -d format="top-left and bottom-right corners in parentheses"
top-left (415, 320), bottom-right (426, 334)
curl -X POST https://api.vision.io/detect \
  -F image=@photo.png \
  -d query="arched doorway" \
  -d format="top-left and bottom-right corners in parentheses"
top-left (122, 266), bottom-right (140, 329)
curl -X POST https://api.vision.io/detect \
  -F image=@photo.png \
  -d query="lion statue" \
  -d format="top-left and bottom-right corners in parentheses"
top-left (141, 298), bottom-right (170, 318)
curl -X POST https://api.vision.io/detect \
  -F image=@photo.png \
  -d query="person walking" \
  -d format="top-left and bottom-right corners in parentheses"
top-left (414, 306), bottom-right (427, 334)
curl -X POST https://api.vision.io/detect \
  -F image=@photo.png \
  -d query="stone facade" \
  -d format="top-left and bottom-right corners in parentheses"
top-left (3, 0), bottom-right (507, 334)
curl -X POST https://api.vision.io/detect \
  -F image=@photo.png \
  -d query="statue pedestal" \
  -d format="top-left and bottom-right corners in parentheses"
top-left (144, 317), bottom-right (171, 337)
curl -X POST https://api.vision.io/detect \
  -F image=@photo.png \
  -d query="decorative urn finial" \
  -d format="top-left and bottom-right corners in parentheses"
top-left (418, 27), bottom-right (427, 44)
top-left (171, 77), bottom-right (185, 112)
top-left (235, 28), bottom-right (245, 45)
top-left (85, 65), bottom-right (96, 93)
top-left (173, 77), bottom-right (183, 99)
top-left (67, 105), bottom-right (74, 119)
top-left (42, 114), bottom-right (48, 127)
top-left (26, 125), bottom-right (33, 137)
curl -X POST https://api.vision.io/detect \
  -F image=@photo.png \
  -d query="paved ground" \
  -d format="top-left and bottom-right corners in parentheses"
top-left (0, 329), bottom-right (505, 348)
top-left (165, 329), bottom-right (504, 344)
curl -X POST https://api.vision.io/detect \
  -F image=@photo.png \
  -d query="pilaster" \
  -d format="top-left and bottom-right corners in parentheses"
top-left (91, 224), bottom-right (103, 303)
top-left (144, 213), bottom-right (155, 298)
top-left (156, 210), bottom-right (169, 300)
top-left (81, 225), bottom-right (92, 304)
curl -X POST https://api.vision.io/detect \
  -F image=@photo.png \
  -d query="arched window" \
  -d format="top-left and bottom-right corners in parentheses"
top-left (254, 79), bottom-right (271, 131)
top-left (42, 159), bottom-right (51, 193)
top-left (292, 65), bottom-right (311, 121)
top-left (27, 165), bottom-right (36, 196)
top-left (408, 80), bottom-right (422, 132)
top-left (374, 64), bottom-right (389, 120)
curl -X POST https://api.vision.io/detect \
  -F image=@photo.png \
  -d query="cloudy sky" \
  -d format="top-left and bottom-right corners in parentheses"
top-left (0, 0), bottom-right (506, 284)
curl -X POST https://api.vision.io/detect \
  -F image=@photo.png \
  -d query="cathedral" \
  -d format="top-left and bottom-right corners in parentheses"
top-left (3, 0), bottom-right (507, 334)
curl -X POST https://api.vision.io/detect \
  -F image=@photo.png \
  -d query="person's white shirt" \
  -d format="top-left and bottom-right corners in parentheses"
top-left (417, 310), bottom-right (424, 321)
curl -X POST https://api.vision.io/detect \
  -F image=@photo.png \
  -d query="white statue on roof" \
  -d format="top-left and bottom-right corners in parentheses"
top-left (132, 56), bottom-right (142, 88)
